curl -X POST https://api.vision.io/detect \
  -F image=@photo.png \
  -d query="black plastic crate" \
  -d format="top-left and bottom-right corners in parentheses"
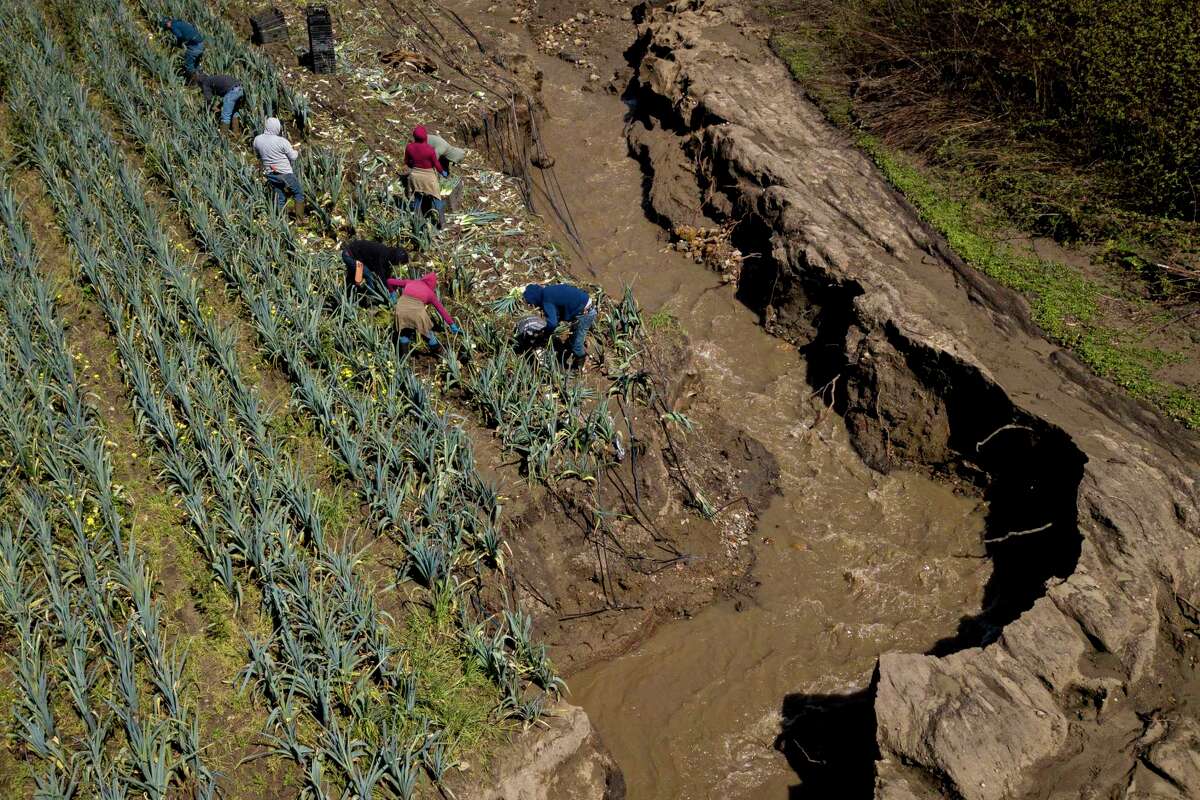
top-left (306, 5), bottom-right (335, 73)
top-left (250, 8), bottom-right (288, 44)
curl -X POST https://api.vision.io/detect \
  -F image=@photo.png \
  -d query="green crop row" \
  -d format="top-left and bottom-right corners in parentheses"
top-left (0, 172), bottom-right (219, 797)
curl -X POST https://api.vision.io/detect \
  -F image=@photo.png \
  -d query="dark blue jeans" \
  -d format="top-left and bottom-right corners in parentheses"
top-left (184, 42), bottom-right (205, 73)
top-left (399, 331), bottom-right (440, 348)
top-left (569, 306), bottom-right (597, 357)
top-left (410, 193), bottom-right (445, 228)
top-left (266, 172), bottom-right (304, 208)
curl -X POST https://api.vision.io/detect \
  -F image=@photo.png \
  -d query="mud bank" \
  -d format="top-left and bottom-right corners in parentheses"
top-left (624, 1), bottom-right (1200, 797)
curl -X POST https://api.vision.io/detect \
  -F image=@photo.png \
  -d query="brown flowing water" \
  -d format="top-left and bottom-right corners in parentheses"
top-left (463, 7), bottom-right (993, 795)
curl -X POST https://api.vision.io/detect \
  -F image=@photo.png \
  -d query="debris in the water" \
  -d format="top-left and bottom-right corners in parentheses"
top-left (672, 224), bottom-right (745, 284)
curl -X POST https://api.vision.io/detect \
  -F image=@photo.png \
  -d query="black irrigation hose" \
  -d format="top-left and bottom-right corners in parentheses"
top-left (616, 394), bottom-right (641, 506)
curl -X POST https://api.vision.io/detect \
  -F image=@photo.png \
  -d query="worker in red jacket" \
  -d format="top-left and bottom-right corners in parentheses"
top-left (405, 126), bottom-right (446, 228)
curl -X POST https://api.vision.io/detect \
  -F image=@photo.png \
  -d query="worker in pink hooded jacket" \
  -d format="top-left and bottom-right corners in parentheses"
top-left (386, 272), bottom-right (460, 349)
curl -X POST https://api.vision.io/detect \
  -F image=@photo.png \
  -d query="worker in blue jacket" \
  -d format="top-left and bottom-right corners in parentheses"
top-left (162, 18), bottom-right (205, 74)
top-left (522, 283), bottom-right (596, 367)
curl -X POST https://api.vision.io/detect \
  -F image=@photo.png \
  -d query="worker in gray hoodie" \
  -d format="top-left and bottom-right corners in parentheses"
top-left (252, 117), bottom-right (305, 219)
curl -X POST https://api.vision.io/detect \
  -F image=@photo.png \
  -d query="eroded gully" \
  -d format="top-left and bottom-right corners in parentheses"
top-left (458, 4), bottom-right (993, 797)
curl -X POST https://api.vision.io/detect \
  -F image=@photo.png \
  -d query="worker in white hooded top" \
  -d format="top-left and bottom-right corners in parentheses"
top-left (426, 132), bottom-right (466, 176)
top-left (252, 117), bottom-right (305, 219)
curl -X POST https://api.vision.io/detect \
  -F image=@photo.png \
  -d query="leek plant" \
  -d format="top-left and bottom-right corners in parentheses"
top-left (2, 4), bottom-right (568, 796)
top-left (0, 169), bottom-right (219, 795)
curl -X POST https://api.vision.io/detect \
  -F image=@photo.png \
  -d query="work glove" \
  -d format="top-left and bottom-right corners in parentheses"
top-left (449, 323), bottom-right (462, 334)
top-left (440, 170), bottom-right (449, 178)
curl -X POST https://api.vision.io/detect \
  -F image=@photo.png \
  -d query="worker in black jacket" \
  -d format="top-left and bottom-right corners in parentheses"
top-left (341, 240), bottom-right (410, 304)
top-left (191, 72), bottom-right (244, 135)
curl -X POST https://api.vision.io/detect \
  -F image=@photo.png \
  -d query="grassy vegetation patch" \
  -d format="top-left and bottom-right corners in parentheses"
top-left (407, 591), bottom-right (506, 759)
top-left (769, 26), bottom-right (1200, 428)
top-left (859, 136), bottom-right (1200, 425)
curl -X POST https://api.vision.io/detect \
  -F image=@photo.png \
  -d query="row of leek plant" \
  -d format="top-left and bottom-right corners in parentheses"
top-left (15, 0), bottom-right (556, 777)
top-left (0, 177), bottom-right (218, 798)
top-left (0, 8), bottom-right (502, 797)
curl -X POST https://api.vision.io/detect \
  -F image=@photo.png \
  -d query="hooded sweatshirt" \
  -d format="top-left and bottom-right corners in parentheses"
top-left (426, 134), bottom-right (466, 164)
top-left (404, 126), bottom-right (441, 172)
top-left (343, 240), bottom-right (408, 281)
top-left (253, 118), bottom-right (299, 175)
top-left (523, 283), bottom-right (589, 329)
top-left (386, 272), bottom-right (454, 325)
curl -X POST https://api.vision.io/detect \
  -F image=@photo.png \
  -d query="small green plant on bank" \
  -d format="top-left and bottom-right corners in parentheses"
top-left (856, 138), bottom-right (1200, 427)
top-left (647, 309), bottom-right (680, 332)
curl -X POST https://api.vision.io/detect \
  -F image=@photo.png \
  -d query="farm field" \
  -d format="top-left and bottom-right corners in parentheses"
top-left (0, 0), bottom-right (734, 796)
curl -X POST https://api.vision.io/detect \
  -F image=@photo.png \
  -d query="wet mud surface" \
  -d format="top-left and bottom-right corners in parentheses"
top-left (572, 430), bottom-right (990, 799)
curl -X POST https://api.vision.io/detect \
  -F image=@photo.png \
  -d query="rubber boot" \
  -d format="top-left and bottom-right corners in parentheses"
top-left (292, 200), bottom-right (307, 222)
top-left (219, 121), bottom-right (232, 139)
top-left (231, 116), bottom-right (242, 136)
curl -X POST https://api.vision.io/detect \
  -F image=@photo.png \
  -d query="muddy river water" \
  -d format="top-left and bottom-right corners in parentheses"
top-left (465, 7), bottom-right (995, 795)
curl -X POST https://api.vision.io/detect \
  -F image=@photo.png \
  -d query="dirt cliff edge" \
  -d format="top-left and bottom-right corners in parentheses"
top-left (627, 1), bottom-right (1200, 797)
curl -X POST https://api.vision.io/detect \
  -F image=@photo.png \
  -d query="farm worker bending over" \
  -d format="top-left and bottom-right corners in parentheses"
top-left (426, 132), bottom-right (466, 176)
top-left (386, 272), bottom-right (460, 350)
top-left (192, 73), bottom-right (244, 135)
top-left (405, 126), bottom-right (446, 228)
top-left (161, 18), bottom-right (205, 74)
top-left (253, 118), bottom-right (305, 220)
top-left (341, 239), bottom-right (409, 303)
top-left (523, 283), bottom-right (596, 368)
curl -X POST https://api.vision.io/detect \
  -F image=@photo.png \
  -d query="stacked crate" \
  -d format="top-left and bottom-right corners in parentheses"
top-left (306, 5), bottom-right (335, 74)
top-left (250, 8), bottom-right (288, 44)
